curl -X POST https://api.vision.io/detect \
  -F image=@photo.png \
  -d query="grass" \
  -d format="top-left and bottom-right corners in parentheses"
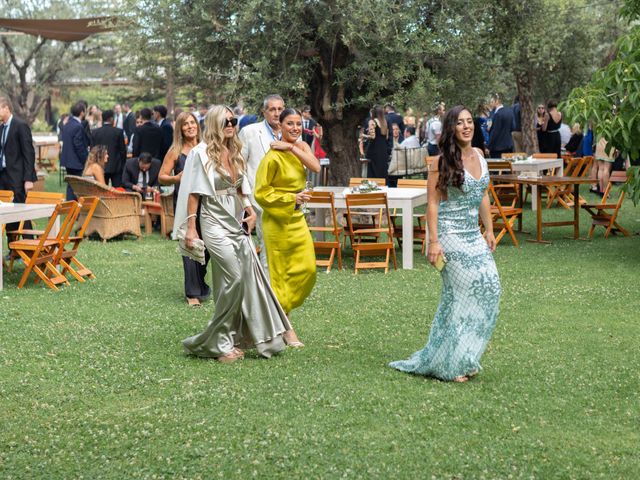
top-left (1, 180), bottom-right (639, 479)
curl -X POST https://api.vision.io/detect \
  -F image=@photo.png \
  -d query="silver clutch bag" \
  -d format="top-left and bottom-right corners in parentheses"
top-left (175, 214), bottom-right (207, 265)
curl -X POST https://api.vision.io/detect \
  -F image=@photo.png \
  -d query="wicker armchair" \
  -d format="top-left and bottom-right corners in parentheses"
top-left (65, 176), bottom-right (142, 240)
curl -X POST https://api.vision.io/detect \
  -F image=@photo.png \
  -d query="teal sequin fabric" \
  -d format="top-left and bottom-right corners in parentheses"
top-left (389, 154), bottom-right (501, 380)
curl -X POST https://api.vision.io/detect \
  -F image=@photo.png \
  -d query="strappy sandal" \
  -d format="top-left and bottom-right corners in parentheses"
top-left (283, 330), bottom-right (305, 348)
top-left (217, 349), bottom-right (243, 363)
top-left (187, 297), bottom-right (201, 307)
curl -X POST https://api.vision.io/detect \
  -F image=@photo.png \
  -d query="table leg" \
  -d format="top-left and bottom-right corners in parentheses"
top-left (1, 231), bottom-right (4, 291)
top-left (531, 185), bottom-right (538, 210)
top-left (526, 185), bottom-right (548, 243)
top-left (401, 205), bottom-right (413, 269)
top-left (517, 183), bottom-right (524, 231)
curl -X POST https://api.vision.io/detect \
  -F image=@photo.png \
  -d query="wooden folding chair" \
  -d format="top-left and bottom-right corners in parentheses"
top-left (7, 191), bottom-right (65, 239)
top-left (531, 153), bottom-right (558, 159)
top-left (345, 192), bottom-right (397, 273)
top-left (391, 179), bottom-right (428, 253)
top-left (581, 182), bottom-right (629, 238)
top-left (486, 182), bottom-right (522, 246)
top-left (342, 177), bottom-right (387, 247)
top-left (1, 190), bottom-right (14, 271)
top-left (546, 157), bottom-right (583, 209)
top-left (8, 200), bottom-right (79, 290)
top-left (306, 191), bottom-right (343, 272)
top-left (53, 196), bottom-right (99, 282)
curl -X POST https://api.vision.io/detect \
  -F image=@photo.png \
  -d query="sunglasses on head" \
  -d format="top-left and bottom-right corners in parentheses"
top-left (224, 117), bottom-right (238, 127)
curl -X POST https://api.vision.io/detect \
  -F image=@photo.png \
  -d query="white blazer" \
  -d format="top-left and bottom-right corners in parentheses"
top-left (239, 120), bottom-right (274, 189)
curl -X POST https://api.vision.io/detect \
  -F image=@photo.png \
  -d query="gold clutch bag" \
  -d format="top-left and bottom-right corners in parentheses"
top-left (433, 253), bottom-right (447, 272)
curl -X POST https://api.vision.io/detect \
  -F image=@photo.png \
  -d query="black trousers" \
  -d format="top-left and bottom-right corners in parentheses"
top-left (489, 148), bottom-right (513, 159)
top-left (105, 171), bottom-right (123, 188)
top-left (182, 203), bottom-right (211, 300)
top-left (65, 168), bottom-right (83, 200)
top-left (0, 170), bottom-right (33, 243)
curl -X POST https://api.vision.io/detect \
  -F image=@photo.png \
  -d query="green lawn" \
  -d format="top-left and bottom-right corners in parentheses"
top-left (1, 182), bottom-right (639, 479)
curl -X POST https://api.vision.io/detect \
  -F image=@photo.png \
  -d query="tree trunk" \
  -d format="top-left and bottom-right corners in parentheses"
top-left (321, 113), bottom-right (363, 185)
top-left (516, 71), bottom-right (539, 155)
top-left (166, 63), bottom-right (176, 115)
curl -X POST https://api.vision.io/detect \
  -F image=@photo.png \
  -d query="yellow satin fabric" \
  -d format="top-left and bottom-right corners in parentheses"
top-left (254, 149), bottom-right (316, 313)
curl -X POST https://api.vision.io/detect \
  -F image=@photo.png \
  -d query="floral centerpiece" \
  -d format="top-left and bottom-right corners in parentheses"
top-left (350, 179), bottom-right (381, 194)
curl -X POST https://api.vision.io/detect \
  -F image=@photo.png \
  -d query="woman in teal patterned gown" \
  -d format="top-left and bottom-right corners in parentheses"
top-left (390, 105), bottom-right (501, 382)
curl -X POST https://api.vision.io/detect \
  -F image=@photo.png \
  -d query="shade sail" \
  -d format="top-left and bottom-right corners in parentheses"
top-left (0, 17), bottom-right (119, 42)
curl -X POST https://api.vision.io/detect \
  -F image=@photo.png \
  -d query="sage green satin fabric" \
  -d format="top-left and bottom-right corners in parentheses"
top-left (182, 168), bottom-right (291, 359)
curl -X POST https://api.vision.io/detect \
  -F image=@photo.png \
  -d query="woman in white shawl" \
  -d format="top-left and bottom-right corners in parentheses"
top-left (173, 105), bottom-right (292, 363)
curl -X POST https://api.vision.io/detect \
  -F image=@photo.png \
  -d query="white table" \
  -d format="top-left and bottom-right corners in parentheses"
top-left (489, 158), bottom-right (564, 210)
top-left (309, 186), bottom-right (427, 269)
top-left (0, 203), bottom-right (57, 290)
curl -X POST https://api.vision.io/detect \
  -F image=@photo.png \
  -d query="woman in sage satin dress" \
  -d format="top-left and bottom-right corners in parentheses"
top-left (254, 108), bottom-right (321, 347)
top-left (179, 105), bottom-right (292, 363)
top-left (159, 112), bottom-right (211, 307)
top-left (390, 106), bottom-right (501, 382)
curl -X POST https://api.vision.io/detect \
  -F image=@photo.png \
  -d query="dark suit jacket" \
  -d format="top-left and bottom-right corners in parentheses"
top-left (60, 117), bottom-right (89, 170)
top-left (132, 122), bottom-right (164, 159)
top-left (302, 118), bottom-right (317, 146)
top-left (123, 111), bottom-right (136, 140)
top-left (0, 116), bottom-right (36, 199)
top-left (122, 156), bottom-right (161, 191)
top-left (90, 124), bottom-right (127, 175)
top-left (488, 106), bottom-right (514, 151)
top-left (385, 111), bottom-right (405, 140)
top-left (158, 118), bottom-right (174, 160)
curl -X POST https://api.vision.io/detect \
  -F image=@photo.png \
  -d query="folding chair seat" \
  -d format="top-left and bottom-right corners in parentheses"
top-left (546, 157), bottom-right (582, 209)
top-left (306, 191), bottom-right (343, 272)
top-left (53, 196), bottom-right (99, 282)
top-left (391, 179), bottom-right (427, 253)
top-left (581, 182), bottom-right (629, 238)
top-left (531, 153), bottom-right (558, 159)
top-left (345, 192), bottom-right (397, 273)
top-left (486, 182), bottom-right (522, 246)
top-left (342, 177), bottom-right (387, 247)
top-left (8, 200), bottom-right (79, 290)
top-left (7, 191), bottom-right (65, 239)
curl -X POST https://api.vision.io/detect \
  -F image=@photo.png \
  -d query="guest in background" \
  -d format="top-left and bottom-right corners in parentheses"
top-left (403, 107), bottom-right (416, 128)
top-left (564, 123), bottom-right (584, 157)
top-left (400, 126), bottom-right (421, 149)
top-left (365, 105), bottom-right (391, 180)
top-left (390, 105), bottom-right (500, 382)
top-left (425, 104), bottom-right (444, 156)
top-left (0, 96), bottom-right (37, 236)
top-left (114, 104), bottom-right (124, 130)
top-left (127, 111), bottom-right (143, 156)
top-left (123, 102), bottom-right (136, 142)
top-left (385, 104), bottom-right (405, 142)
top-left (487, 93), bottom-right (514, 158)
top-left (159, 111), bottom-right (210, 307)
top-left (593, 137), bottom-right (617, 196)
top-left (301, 105), bottom-right (317, 147)
top-left (559, 122), bottom-right (571, 148)
top-left (391, 123), bottom-right (402, 148)
top-left (178, 105), bottom-right (292, 362)
top-left (132, 108), bottom-right (164, 159)
top-left (60, 101), bottom-right (89, 200)
top-left (153, 105), bottom-right (174, 160)
top-left (90, 109), bottom-right (127, 188)
top-left (538, 100), bottom-right (562, 157)
top-left (122, 152), bottom-right (161, 194)
top-left (87, 105), bottom-right (102, 130)
top-left (82, 145), bottom-right (110, 186)
top-left (56, 113), bottom-right (69, 142)
top-left (472, 107), bottom-right (488, 155)
top-left (254, 107), bottom-right (321, 348)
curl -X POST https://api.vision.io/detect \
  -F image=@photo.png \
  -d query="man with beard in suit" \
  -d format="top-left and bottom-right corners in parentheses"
top-left (487, 93), bottom-right (514, 159)
top-left (132, 108), bottom-right (163, 159)
top-left (90, 109), bottom-right (127, 187)
top-left (0, 96), bottom-right (37, 238)
top-left (122, 152), bottom-right (161, 195)
top-left (301, 105), bottom-right (317, 147)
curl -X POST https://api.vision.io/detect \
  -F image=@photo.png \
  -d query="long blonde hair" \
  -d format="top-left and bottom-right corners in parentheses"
top-left (203, 105), bottom-right (246, 176)
top-left (170, 112), bottom-right (201, 158)
top-left (83, 145), bottom-right (108, 175)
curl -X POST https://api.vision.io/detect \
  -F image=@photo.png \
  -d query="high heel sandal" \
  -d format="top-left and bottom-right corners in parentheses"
top-left (283, 330), bottom-right (305, 348)
top-left (217, 349), bottom-right (244, 363)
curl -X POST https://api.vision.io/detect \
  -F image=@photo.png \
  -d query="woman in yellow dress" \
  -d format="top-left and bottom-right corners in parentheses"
top-left (254, 108), bottom-right (321, 347)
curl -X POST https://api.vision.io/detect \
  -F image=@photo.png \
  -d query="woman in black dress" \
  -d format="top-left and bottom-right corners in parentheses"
top-left (159, 111), bottom-right (210, 307)
top-left (365, 105), bottom-right (391, 181)
top-left (538, 99), bottom-right (563, 157)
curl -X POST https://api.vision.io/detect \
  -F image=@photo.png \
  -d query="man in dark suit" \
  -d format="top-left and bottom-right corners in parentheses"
top-left (0, 96), bottom-right (37, 234)
top-left (122, 152), bottom-right (161, 195)
top-left (385, 104), bottom-right (405, 143)
top-left (487, 93), bottom-right (514, 159)
top-left (301, 105), bottom-right (317, 147)
top-left (123, 102), bottom-right (136, 142)
top-left (60, 101), bottom-right (89, 200)
top-left (90, 109), bottom-right (127, 188)
top-left (153, 105), bottom-right (174, 160)
top-left (132, 108), bottom-right (164, 159)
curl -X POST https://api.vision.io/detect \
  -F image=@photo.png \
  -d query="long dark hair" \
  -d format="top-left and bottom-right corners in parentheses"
top-left (436, 105), bottom-right (469, 196)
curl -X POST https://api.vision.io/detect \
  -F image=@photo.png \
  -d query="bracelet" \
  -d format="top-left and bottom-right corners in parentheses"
top-left (428, 240), bottom-right (440, 245)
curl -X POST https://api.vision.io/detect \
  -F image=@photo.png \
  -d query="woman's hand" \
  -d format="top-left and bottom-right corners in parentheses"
top-left (484, 231), bottom-right (497, 252)
top-left (243, 207), bottom-right (257, 234)
top-left (427, 241), bottom-right (443, 266)
top-left (174, 171), bottom-right (183, 183)
top-left (270, 140), bottom-right (294, 151)
top-left (295, 190), bottom-right (311, 206)
top-left (185, 225), bottom-right (199, 248)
